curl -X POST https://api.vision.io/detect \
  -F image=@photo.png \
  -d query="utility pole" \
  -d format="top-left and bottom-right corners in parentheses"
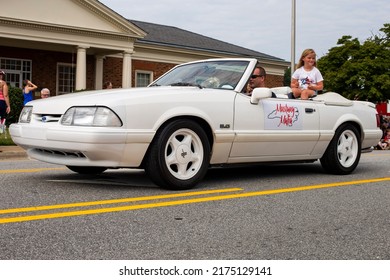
top-left (291, 0), bottom-right (296, 76)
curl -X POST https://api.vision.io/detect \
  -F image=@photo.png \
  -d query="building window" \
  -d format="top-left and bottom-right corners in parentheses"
top-left (0, 57), bottom-right (32, 88)
top-left (136, 71), bottom-right (153, 87)
top-left (57, 63), bottom-right (76, 94)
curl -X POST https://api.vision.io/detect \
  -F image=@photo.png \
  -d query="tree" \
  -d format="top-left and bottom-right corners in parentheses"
top-left (317, 23), bottom-right (390, 102)
top-left (283, 67), bottom-right (291, 86)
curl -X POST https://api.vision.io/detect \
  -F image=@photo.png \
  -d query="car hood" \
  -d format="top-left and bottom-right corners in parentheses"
top-left (26, 86), bottom-right (206, 114)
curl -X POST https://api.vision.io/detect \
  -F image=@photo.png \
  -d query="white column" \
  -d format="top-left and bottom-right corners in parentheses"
top-left (122, 50), bottom-right (133, 88)
top-left (75, 45), bottom-right (88, 90)
top-left (95, 55), bottom-right (104, 90)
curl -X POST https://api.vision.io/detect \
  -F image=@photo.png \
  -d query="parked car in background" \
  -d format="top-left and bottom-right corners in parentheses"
top-left (10, 58), bottom-right (382, 190)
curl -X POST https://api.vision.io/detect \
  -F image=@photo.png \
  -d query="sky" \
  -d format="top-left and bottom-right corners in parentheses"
top-left (99, 0), bottom-right (389, 62)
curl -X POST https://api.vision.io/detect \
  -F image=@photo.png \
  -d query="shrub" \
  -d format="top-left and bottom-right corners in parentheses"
top-left (7, 86), bottom-right (23, 125)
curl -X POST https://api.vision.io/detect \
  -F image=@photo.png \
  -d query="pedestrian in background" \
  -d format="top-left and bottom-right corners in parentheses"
top-left (23, 79), bottom-right (38, 105)
top-left (0, 70), bottom-right (10, 134)
top-left (103, 81), bottom-right (112, 89)
top-left (40, 88), bottom-right (50, 98)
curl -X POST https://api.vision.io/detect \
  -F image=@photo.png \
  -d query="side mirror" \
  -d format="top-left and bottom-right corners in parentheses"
top-left (250, 87), bottom-right (273, 104)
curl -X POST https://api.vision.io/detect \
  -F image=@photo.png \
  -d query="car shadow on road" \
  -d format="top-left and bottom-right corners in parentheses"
top-left (43, 169), bottom-right (161, 190)
top-left (204, 162), bottom-right (324, 184)
top-left (40, 159), bottom-right (378, 191)
top-left (39, 162), bottom-right (325, 191)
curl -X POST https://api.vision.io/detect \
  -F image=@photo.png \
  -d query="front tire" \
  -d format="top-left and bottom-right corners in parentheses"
top-left (320, 123), bottom-right (361, 175)
top-left (144, 119), bottom-right (211, 190)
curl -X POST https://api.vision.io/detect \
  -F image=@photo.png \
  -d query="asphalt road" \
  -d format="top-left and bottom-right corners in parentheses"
top-left (1, 151), bottom-right (390, 260)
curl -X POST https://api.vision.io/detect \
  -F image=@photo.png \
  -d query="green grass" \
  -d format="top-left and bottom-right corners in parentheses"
top-left (0, 128), bottom-right (15, 146)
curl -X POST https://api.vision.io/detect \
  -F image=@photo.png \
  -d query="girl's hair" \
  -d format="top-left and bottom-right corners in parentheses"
top-left (296, 48), bottom-right (317, 69)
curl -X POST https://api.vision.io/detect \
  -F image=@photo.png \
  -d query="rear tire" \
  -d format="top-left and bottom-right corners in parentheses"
top-left (144, 119), bottom-right (210, 190)
top-left (320, 124), bottom-right (361, 174)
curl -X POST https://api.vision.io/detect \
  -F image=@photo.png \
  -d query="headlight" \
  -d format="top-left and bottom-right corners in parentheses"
top-left (61, 107), bottom-right (122, 127)
top-left (19, 106), bottom-right (33, 123)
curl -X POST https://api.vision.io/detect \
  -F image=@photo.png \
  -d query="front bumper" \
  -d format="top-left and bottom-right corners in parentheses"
top-left (10, 123), bottom-right (154, 168)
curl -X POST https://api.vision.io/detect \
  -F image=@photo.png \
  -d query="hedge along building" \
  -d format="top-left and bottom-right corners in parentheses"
top-left (0, 0), bottom-right (289, 98)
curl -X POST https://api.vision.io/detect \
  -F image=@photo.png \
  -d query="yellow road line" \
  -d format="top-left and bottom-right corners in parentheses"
top-left (0, 188), bottom-right (243, 214)
top-left (1, 177), bottom-right (389, 224)
top-left (0, 168), bottom-right (65, 174)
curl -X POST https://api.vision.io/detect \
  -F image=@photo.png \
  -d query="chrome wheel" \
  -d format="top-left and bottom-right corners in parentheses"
top-left (164, 128), bottom-right (204, 180)
top-left (144, 119), bottom-right (210, 190)
top-left (320, 124), bottom-right (361, 175)
top-left (336, 129), bottom-right (359, 168)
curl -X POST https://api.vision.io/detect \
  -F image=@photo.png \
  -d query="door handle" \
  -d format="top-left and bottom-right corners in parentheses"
top-left (305, 108), bottom-right (315, 113)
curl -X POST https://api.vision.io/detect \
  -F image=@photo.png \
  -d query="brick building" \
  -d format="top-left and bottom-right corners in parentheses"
top-left (0, 0), bottom-right (289, 99)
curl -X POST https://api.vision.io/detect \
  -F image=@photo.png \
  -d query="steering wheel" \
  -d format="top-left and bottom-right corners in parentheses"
top-left (218, 83), bottom-right (235, 89)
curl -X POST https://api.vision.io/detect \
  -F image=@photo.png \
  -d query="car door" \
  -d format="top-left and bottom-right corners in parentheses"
top-left (228, 94), bottom-right (320, 163)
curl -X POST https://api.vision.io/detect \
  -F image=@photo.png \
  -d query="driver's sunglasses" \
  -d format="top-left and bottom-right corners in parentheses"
top-left (250, 75), bottom-right (263, 79)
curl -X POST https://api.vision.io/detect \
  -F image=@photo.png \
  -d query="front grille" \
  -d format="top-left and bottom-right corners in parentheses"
top-left (33, 114), bottom-right (62, 123)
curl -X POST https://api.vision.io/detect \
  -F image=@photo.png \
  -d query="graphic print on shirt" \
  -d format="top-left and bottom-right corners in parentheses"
top-left (299, 76), bottom-right (312, 89)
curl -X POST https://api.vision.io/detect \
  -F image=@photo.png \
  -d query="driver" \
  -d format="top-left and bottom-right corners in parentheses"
top-left (245, 63), bottom-right (266, 96)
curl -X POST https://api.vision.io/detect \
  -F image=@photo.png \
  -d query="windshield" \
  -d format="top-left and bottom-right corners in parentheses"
top-left (149, 60), bottom-right (250, 90)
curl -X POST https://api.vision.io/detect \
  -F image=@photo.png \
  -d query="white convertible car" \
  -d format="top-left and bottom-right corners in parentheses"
top-left (10, 58), bottom-right (382, 190)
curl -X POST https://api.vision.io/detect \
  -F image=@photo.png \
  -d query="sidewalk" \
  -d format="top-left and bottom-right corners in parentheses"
top-left (0, 145), bottom-right (28, 159)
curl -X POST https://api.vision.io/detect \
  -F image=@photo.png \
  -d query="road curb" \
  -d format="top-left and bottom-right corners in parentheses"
top-left (0, 146), bottom-right (28, 160)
